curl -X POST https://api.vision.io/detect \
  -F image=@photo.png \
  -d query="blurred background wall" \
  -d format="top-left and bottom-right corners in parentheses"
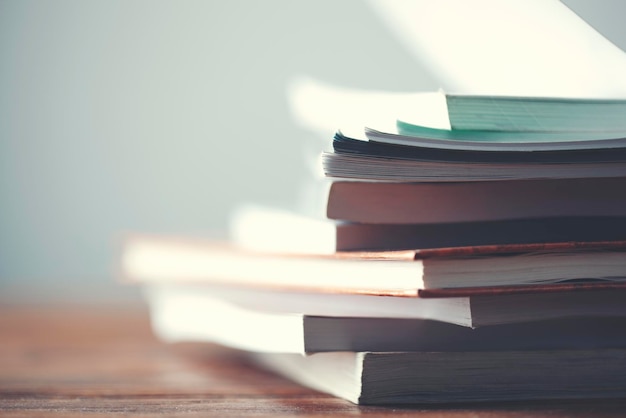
top-left (0, 0), bottom-right (624, 302)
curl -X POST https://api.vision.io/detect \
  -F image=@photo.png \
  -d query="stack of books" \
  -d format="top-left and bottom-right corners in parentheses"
top-left (122, 92), bottom-right (626, 404)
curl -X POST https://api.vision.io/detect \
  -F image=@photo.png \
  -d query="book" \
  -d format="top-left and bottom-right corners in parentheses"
top-left (326, 177), bottom-right (626, 224)
top-left (149, 282), bottom-right (626, 328)
top-left (369, 125), bottom-right (626, 150)
top-left (145, 283), bottom-right (626, 353)
top-left (288, 77), bottom-right (626, 146)
top-left (335, 131), bottom-right (626, 163)
top-left (323, 132), bottom-right (626, 182)
top-left (121, 235), bottom-right (626, 297)
top-left (445, 95), bottom-right (626, 133)
top-left (254, 348), bottom-right (626, 404)
top-left (231, 205), bottom-right (626, 253)
top-left (388, 95), bottom-right (626, 141)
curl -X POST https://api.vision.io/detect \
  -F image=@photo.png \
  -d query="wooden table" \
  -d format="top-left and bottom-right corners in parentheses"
top-left (2, 304), bottom-right (626, 417)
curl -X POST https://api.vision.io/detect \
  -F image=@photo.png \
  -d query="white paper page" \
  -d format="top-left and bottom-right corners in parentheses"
top-left (286, 76), bottom-right (450, 137)
top-left (369, 0), bottom-right (626, 98)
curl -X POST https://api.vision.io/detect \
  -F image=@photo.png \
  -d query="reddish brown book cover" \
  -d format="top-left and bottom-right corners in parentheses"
top-left (327, 177), bottom-right (626, 224)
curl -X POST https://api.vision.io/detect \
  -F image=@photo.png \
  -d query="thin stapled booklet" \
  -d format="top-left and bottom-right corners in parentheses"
top-left (366, 125), bottom-right (626, 151)
top-left (147, 282), bottom-right (626, 328)
top-left (145, 283), bottom-right (626, 352)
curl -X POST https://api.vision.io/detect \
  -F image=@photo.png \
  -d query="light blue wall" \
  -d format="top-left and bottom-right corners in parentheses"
top-left (0, 0), bottom-right (624, 301)
top-left (0, 0), bottom-right (438, 300)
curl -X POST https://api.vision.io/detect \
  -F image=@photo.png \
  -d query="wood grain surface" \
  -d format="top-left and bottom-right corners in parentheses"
top-left (2, 304), bottom-right (626, 417)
